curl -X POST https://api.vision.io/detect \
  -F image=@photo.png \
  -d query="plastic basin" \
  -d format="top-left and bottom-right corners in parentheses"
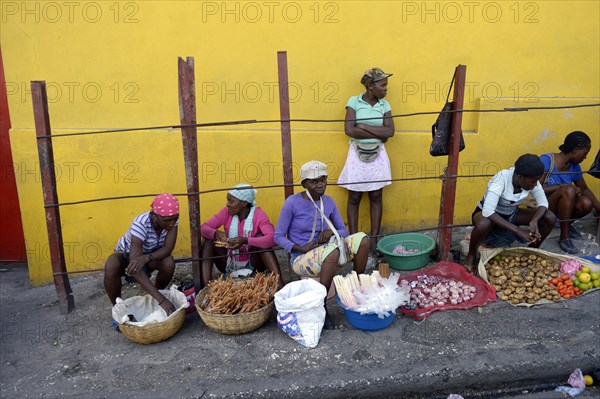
top-left (336, 296), bottom-right (395, 331)
top-left (377, 233), bottom-right (436, 271)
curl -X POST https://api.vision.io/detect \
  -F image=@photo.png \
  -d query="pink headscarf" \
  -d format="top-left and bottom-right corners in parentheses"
top-left (151, 194), bottom-right (179, 216)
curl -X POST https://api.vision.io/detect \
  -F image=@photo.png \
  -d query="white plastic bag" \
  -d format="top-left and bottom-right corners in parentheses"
top-left (352, 272), bottom-right (410, 318)
top-left (274, 279), bottom-right (326, 348)
top-left (112, 287), bottom-right (189, 327)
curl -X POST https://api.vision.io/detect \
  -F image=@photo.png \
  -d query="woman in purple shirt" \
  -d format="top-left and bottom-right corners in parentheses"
top-left (275, 161), bottom-right (370, 327)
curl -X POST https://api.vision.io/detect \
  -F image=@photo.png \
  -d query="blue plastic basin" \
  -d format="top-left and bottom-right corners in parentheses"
top-left (336, 296), bottom-right (395, 331)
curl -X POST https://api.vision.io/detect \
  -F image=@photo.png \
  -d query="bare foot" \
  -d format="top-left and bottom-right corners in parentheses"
top-left (464, 255), bottom-right (477, 274)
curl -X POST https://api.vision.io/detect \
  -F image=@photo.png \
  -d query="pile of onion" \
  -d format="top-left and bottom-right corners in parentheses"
top-left (559, 259), bottom-right (582, 276)
top-left (401, 275), bottom-right (477, 309)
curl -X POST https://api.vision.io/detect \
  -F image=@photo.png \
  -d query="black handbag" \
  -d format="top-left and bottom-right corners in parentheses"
top-left (430, 73), bottom-right (465, 156)
top-left (588, 149), bottom-right (600, 179)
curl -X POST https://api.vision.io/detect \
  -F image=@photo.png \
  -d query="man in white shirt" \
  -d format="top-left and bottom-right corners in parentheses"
top-left (465, 154), bottom-right (557, 272)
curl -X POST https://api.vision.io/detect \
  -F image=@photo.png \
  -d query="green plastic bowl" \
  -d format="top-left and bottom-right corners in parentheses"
top-left (377, 233), bottom-right (436, 271)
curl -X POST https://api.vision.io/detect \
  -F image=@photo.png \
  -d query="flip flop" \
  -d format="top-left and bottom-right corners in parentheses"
top-left (111, 319), bottom-right (121, 333)
top-left (558, 239), bottom-right (579, 255)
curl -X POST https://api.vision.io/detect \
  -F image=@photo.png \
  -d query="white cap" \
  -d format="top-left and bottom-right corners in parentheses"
top-left (300, 160), bottom-right (328, 181)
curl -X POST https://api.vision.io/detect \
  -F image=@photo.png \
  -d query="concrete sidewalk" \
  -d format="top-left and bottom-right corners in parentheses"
top-left (0, 219), bottom-right (599, 399)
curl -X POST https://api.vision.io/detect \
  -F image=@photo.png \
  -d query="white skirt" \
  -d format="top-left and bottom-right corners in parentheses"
top-left (337, 142), bottom-right (392, 192)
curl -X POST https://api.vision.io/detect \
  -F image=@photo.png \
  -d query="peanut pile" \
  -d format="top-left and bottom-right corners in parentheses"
top-left (200, 273), bottom-right (278, 315)
top-left (485, 254), bottom-right (561, 304)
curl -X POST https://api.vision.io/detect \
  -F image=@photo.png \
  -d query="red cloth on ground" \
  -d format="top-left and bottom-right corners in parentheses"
top-left (398, 261), bottom-right (497, 320)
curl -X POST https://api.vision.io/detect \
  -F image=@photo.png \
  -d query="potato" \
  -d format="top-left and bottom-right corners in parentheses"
top-left (511, 298), bottom-right (521, 304)
top-left (500, 294), bottom-right (510, 301)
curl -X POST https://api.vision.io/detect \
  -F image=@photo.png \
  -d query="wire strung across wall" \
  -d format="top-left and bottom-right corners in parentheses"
top-left (36, 102), bottom-right (600, 139)
top-left (51, 211), bottom-right (599, 277)
top-left (44, 169), bottom-right (598, 209)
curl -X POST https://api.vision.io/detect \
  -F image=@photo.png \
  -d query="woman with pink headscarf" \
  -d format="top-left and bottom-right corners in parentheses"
top-left (104, 194), bottom-right (180, 329)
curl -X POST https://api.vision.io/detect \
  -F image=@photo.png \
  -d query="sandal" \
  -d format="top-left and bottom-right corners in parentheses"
top-left (111, 319), bottom-right (121, 333)
top-left (568, 225), bottom-right (583, 240)
top-left (559, 239), bottom-right (579, 254)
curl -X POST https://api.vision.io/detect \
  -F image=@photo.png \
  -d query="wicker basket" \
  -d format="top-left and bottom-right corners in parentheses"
top-left (195, 283), bottom-right (273, 335)
top-left (115, 289), bottom-right (188, 344)
top-left (119, 308), bottom-right (186, 344)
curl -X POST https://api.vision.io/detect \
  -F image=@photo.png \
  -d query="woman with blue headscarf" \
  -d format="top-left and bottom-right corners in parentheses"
top-left (200, 184), bottom-right (285, 289)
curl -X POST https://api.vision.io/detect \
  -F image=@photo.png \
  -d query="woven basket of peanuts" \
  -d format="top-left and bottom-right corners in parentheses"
top-left (478, 247), bottom-right (599, 307)
top-left (195, 273), bottom-right (278, 334)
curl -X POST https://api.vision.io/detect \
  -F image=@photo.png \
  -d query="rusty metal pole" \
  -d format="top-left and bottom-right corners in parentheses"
top-left (437, 65), bottom-right (467, 261)
top-left (31, 81), bottom-right (74, 314)
top-left (277, 51), bottom-right (294, 198)
top-left (177, 57), bottom-right (202, 293)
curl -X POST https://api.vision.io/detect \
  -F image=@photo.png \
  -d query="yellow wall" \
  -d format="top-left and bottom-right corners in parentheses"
top-left (1, 1), bottom-right (599, 285)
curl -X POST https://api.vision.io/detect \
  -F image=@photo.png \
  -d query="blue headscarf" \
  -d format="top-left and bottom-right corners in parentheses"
top-left (229, 184), bottom-right (256, 206)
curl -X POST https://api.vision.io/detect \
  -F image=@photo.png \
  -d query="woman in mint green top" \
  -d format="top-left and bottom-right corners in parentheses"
top-left (337, 67), bottom-right (395, 266)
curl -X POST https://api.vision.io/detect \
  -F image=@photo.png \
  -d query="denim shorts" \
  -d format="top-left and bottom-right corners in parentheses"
top-left (472, 207), bottom-right (526, 248)
top-left (118, 251), bottom-right (153, 282)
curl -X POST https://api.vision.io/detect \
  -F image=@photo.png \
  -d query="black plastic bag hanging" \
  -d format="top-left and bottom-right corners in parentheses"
top-left (588, 149), bottom-right (600, 179)
top-left (430, 73), bottom-right (465, 156)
